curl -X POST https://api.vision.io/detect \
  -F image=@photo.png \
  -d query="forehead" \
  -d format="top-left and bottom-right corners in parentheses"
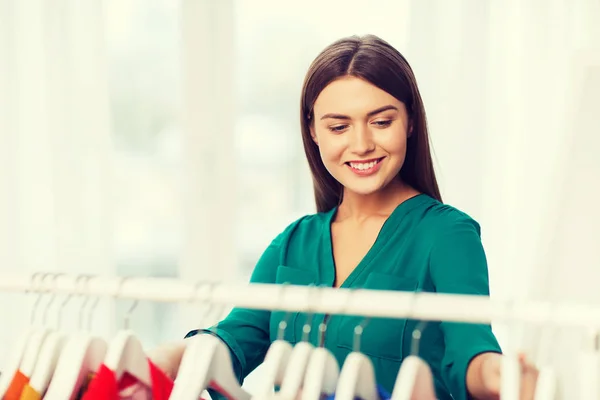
top-left (313, 76), bottom-right (400, 116)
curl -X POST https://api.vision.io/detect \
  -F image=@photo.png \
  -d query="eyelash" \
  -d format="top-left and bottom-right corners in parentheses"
top-left (328, 120), bottom-right (393, 133)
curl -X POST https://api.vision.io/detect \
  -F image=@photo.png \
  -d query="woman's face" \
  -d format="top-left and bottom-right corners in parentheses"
top-left (310, 76), bottom-right (411, 197)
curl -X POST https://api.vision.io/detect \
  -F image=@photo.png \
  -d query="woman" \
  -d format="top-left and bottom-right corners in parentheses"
top-left (152, 34), bottom-right (538, 399)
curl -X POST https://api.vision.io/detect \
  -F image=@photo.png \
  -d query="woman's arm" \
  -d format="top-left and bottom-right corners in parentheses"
top-left (466, 352), bottom-right (499, 399)
top-left (146, 231), bottom-right (287, 400)
top-left (429, 215), bottom-right (503, 400)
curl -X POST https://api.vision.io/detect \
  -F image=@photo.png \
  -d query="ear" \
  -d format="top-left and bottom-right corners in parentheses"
top-left (407, 121), bottom-right (414, 138)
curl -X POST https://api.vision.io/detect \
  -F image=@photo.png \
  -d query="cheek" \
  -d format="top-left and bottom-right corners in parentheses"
top-left (315, 134), bottom-right (346, 162)
top-left (381, 129), bottom-right (408, 156)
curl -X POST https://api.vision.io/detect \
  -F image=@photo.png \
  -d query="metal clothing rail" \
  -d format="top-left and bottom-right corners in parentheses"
top-left (1, 273), bottom-right (600, 329)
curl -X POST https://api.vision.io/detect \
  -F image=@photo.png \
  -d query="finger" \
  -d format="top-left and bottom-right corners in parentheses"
top-left (517, 353), bottom-right (536, 369)
top-left (517, 352), bottom-right (531, 364)
top-left (519, 364), bottom-right (539, 400)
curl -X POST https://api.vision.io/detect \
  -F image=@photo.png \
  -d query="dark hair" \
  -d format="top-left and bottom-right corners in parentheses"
top-left (300, 34), bottom-right (442, 213)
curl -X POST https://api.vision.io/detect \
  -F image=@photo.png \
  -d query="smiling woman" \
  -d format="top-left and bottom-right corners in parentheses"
top-left (150, 34), bottom-right (539, 400)
top-left (301, 36), bottom-right (442, 213)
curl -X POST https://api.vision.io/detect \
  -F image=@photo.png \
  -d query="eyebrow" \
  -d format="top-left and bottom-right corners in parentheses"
top-left (319, 105), bottom-right (399, 120)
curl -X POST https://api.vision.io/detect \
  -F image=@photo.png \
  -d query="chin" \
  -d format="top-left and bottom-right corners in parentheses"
top-left (341, 182), bottom-right (387, 197)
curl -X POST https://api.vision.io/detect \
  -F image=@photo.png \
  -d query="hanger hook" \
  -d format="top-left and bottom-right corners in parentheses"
top-left (315, 285), bottom-right (330, 348)
top-left (206, 281), bottom-right (225, 329)
top-left (347, 288), bottom-right (371, 353)
top-left (29, 272), bottom-right (43, 325)
top-left (117, 276), bottom-right (139, 330)
top-left (190, 281), bottom-right (211, 327)
top-left (192, 280), bottom-right (220, 330)
top-left (301, 284), bottom-right (318, 342)
top-left (75, 275), bottom-right (89, 330)
top-left (277, 282), bottom-right (293, 341)
top-left (77, 275), bottom-right (92, 330)
top-left (56, 273), bottom-right (75, 329)
top-left (31, 272), bottom-right (52, 326)
top-left (42, 273), bottom-right (64, 326)
top-left (43, 272), bottom-right (64, 327)
top-left (41, 272), bottom-right (57, 327)
top-left (85, 275), bottom-right (101, 331)
top-left (536, 300), bottom-right (558, 366)
top-left (504, 297), bottom-right (522, 354)
top-left (409, 289), bottom-right (428, 357)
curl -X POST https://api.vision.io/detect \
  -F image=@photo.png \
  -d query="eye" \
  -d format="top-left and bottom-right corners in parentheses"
top-left (328, 124), bottom-right (348, 133)
top-left (373, 120), bottom-right (392, 128)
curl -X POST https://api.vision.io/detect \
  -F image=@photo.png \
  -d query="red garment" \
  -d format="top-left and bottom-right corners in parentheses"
top-left (81, 360), bottom-right (174, 400)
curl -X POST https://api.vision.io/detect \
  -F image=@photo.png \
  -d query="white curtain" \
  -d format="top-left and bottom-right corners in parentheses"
top-left (0, 0), bottom-right (116, 362)
top-left (410, 0), bottom-right (600, 395)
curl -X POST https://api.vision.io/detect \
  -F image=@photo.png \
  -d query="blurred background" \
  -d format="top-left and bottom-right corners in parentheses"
top-left (1, 0), bottom-right (599, 393)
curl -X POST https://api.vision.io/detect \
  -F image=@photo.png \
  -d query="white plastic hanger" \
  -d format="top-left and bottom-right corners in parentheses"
top-left (390, 291), bottom-right (436, 400)
top-left (334, 317), bottom-right (378, 400)
top-left (277, 342), bottom-right (314, 399)
top-left (301, 320), bottom-right (340, 400)
top-left (170, 333), bottom-right (251, 400)
top-left (253, 340), bottom-right (293, 398)
top-left (169, 281), bottom-right (252, 400)
top-left (29, 274), bottom-right (71, 394)
top-left (501, 300), bottom-right (523, 400)
top-left (534, 367), bottom-right (557, 400)
top-left (20, 328), bottom-right (52, 378)
top-left (44, 275), bottom-right (108, 400)
top-left (252, 285), bottom-right (294, 399)
top-left (532, 306), bottom-right (558, 400)
top-left (577, 329), bottom-right (599, 399)
top-left (102, 277), bottom-right (152, 388)
top-left (334, 351), bottom-right (378, 400)
top-left (275, 285), bottom-right (321, 400)
top-left (391, 356), bottom-right (435, 400)
top-left (44, 334), bottom-right (108, 400)
top-left (501, 353), bottom-right (522, 400)
top-left (0, 329), bottom-right (35, 397)
top-left (0, 273), bottom-right (44, 397)
top-left (20, 273), bottom-right (55, 379)
top-left (391, 320), bottom-right (436, 400)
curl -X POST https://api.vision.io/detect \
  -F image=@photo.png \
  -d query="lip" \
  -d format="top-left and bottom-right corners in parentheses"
top-left (345, 157), bottom-right (385, 177)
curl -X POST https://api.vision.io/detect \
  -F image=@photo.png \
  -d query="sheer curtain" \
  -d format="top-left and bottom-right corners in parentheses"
top-left (410, 1), bottom-right (600, 394)
top-left (1, 0), bottom-right (600, 394)
top-left (0, 0), bottom-right (116, 363)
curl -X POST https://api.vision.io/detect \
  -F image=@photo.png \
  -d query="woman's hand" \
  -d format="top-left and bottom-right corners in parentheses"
top-left (467, 352), bottom-right (539, 400)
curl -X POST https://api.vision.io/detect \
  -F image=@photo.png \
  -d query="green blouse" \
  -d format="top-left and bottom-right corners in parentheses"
top-left (185, 194), bottom-right (502, 400)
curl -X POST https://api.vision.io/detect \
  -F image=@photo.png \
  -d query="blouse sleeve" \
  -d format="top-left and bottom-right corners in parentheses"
top-left (429, 217), bottom-right (503, 400)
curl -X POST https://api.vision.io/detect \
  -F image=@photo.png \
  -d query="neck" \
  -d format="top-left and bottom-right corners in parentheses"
top-left (337, 179), bottom-right (418, 222)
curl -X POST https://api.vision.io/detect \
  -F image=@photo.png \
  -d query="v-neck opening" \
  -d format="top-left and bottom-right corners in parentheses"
top-left (322, 193), bottom-right (428, 288)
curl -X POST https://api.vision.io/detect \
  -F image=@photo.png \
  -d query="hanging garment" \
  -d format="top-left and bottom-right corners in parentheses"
top-left (185, 193), bottom-right (502, 400)
top-left (75, 372), bottom-right (96, 399)
top-left (4, 370), bottom-right (29, 400)
top-left (18, 384), bottom-right (41, 400)
top-left (81, 360), bottom-right (173, 400)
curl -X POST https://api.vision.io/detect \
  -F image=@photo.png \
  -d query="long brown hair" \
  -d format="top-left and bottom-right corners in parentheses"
top-left (300, 34), bottom-right (442, 213)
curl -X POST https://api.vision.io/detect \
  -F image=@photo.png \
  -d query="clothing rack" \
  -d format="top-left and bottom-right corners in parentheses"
top-left (1, 273), bottom-right (600, 329)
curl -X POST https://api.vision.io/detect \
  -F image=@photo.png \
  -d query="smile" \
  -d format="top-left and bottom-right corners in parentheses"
top-left (345, 157), bottom-right (384, 176)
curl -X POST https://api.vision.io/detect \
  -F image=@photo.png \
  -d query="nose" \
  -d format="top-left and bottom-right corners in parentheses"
top-left (348, 125), bottom-right (375, 155)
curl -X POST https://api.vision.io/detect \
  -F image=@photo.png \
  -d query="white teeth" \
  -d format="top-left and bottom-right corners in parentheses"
top-left (350, 160), bottom-right (377, 170)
